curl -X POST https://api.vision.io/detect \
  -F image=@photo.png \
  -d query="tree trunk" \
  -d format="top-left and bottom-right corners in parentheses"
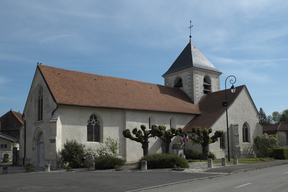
top-left (142, 139), bottom-right (149, 156)
top-left (202, 145), bottom-right (208, 160)
top-left (165, 142), bottom-right (170, 154)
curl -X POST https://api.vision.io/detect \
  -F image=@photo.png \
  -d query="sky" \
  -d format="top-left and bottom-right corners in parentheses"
top-left (0, 0), bottom-right (287, 118)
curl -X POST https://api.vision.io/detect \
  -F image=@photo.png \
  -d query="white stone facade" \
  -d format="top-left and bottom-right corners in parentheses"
top-left (187, 87), bottom-right (262, 159)
top-left (20, 68), bottom-right (195, 168)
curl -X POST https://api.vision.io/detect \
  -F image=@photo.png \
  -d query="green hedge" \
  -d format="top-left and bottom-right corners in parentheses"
top-left (138, 154), bottom-right (189, 169)
top-left (273, 148), bottom-right (288, 159)
top-left (95, 156), bottom-right (125, 169)
top-left (184, 149), bottom-right (216, 160)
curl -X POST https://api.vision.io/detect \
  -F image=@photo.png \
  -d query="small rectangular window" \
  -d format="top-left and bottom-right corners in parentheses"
top-left (220, 135), bottom-right (225, 149)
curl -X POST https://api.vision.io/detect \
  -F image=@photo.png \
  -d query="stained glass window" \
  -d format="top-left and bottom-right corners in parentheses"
top-left (38, 87), bottom-right (43, 121)
top-left (243, 123), bottom-right (249, 142)
top-left (87, 114), bottom-right (100, 142)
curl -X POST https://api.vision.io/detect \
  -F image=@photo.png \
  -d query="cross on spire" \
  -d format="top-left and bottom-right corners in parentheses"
top-left (188, 20), bottom-right (193, 41)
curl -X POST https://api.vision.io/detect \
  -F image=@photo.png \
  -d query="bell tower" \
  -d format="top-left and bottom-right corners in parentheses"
top-left (162, 24), bottom-right (222, 104)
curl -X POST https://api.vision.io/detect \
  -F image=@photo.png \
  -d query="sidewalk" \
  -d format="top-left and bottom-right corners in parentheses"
top-left (204, 159), bottom-right (288, 174)
top-left (1, 159), bottom-right (288, 175)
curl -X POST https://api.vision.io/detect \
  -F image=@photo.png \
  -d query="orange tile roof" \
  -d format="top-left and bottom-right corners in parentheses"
top-left (263, 122), bottom-right (288, 132)
top-left (183, 85), bottom-right (245, 132)
top-left (38, 65), bottom-right (201, 114)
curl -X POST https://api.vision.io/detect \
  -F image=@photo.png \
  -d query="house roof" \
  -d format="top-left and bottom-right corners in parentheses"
top-left (163, 41), bottom-right (221, 76)
top-left (263, 122), bottom-right (288, 132)
top-left (38, 65), bottom-right (201, 114)
top-left (182, 85), bottom-right (246, 132)
top-left (11, 110), bottom-right (24, 124)
top-left (0, 110), bottom-right (23, 131)
top-left (0, 132), bottom-right (17, 142)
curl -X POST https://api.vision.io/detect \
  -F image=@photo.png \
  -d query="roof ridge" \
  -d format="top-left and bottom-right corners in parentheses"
top-left (37, 64), bottom-right (200, 114)
top-left (11, 110), bottom-right (24, 124)
top-left (39, 64), bottom-right (171, 89)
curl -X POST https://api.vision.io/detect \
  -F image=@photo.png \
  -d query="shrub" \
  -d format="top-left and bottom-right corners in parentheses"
top-left (254, 134), bottom-right (279, 157)
top-left (192, 149), bottom-right (202, 159)
top-left (84, 147), bottom-right (98, 167)
top-left (95, 156), bottom-right (125, 169)
top-left (24, 162), bottom-right (34, 172)
top-left (208, 152), bottom-right (216, 160)
top-left (137, 154), bottom-right (189, 169)
top-left (184, 149), bottom-right (194, 159)
top-left (96, 137), bottom-right (120, 157)
top-left (60, 140), bottom-right (86, 168)
top-left (273, 148), bottom-right (288, 159)
top-left (4, 158), bottom-right (9, 163)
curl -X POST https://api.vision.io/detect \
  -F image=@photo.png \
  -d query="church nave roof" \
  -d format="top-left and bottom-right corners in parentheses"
top-left (38, 65), bottom-right (201, 115)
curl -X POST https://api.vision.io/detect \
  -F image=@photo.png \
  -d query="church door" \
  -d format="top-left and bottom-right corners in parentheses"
top-left (38, 133), bottom-right (44, 167)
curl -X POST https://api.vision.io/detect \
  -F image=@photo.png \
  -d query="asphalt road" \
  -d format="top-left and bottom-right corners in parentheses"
top-left (143, 164), bottom-right (288, 192)
top-left (0, 171), bottom-right (219, 192)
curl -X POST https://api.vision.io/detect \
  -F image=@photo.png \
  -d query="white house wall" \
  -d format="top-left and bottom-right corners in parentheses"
top-left (53, 106), bottom-right (194, 163)
top-left (125, 110), bottom-right (194, 161)
top-left (277, 131), bottom-right (288, 147)
top-left (55, 106), bottom-right (126, 160)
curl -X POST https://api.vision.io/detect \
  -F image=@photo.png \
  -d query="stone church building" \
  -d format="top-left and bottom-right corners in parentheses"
top-left (19, 39), bottom-right (262, 168)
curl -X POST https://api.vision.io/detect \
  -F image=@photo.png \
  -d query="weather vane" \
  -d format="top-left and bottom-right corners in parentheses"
top-left (188, 20), bottom-right (193, 40)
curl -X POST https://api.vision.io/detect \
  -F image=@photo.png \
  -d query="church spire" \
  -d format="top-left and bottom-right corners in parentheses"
top-left (188, 20), bottom-right (193, 43)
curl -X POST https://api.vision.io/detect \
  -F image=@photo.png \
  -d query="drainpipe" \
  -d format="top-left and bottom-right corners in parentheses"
top-left (52, 103), bottom-right (59, 116)
top-left (22, 113), bottom-right (26, 165)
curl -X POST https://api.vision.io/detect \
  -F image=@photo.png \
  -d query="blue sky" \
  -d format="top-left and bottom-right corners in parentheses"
top-left (0, 0), bottom-right (287, 118)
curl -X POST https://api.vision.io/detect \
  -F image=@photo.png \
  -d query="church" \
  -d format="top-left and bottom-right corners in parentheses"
top-left (19, 38), bottom-right (262, 169)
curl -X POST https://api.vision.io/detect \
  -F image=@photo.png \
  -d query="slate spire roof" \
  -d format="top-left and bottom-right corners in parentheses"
top-left (163, 41), bottom-right (221, 76)
top-left (38, 65), bottom-right (201, 115)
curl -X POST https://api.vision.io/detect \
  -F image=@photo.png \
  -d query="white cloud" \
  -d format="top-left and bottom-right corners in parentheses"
top-left (212, 57), bottom-right (286, 69)
top-left (0, 77), bottom-right (9, 84)
top-left (40, 34), bottom-right (77, 44)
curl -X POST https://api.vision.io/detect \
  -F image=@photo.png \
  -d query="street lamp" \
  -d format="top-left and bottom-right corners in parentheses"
top-left (222, 75), bottom-right (237, 162)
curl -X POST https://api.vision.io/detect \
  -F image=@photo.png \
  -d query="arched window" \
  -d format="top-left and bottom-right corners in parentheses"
top-left (203, 76), bottom-right (211, 94)
top-left (87, 114), bottom-right (100, 142)
top-left (242, 123), bottom-right (249, 142)
top-left (174, 77), bottom-right (183, 88)
top-left (170, 117), bottom-right (176, 128)
top-left (37, 87), bottom-right (43, 121)
top-left (149, 115), bottom-right (155, 129)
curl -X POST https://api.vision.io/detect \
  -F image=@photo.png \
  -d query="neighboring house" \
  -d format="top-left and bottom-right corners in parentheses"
top-left (20, 38), bottom-right (261, 169)
top-left (0, 132), bottom-right (18, 151)
top-left (0, 109), bottom-right (23, 139)
top-left (263, 122), bottom-right (288, 147)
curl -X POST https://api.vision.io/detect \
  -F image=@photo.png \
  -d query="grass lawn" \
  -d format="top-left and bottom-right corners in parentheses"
top-left (188, 158), bottom-right (275, 164)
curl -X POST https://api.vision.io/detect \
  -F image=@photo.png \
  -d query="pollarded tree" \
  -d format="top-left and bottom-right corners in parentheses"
top-left (122, 125), bottom-right (153, 157)
top-left (151, 125), bottom-right (182, 154)
top-left (189, 127), bottom-right (224, 160)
